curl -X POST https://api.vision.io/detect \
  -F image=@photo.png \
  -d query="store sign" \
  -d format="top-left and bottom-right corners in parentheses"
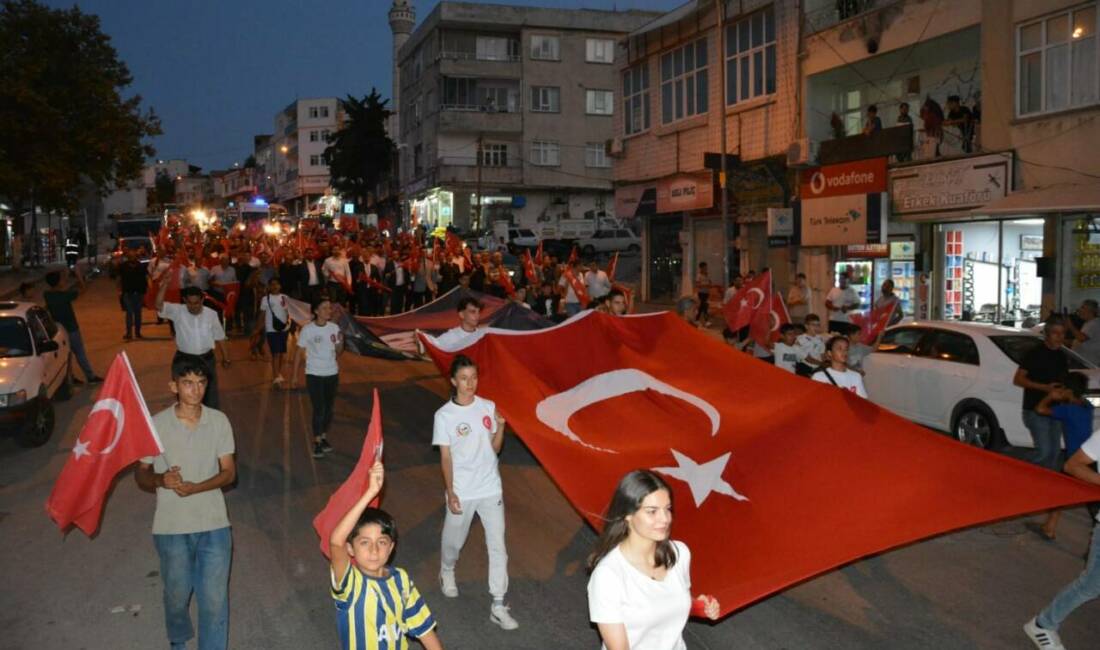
top-left (890, 240), bottom-right (915, 260)
top-left (658, 174), bottom-right (714, 213)
top-left (846, 243), bottom-right (889, 258)
top-left (766, 208), bottom-right (793, 237)
top-left (794, 193), bottom-right (887, 246)
top-left (889, 152), bottom-right (1013, 216)
top-left (614, 183), bottom-right (657, 218)
top-left (799, 158), bottom-right (888, 200)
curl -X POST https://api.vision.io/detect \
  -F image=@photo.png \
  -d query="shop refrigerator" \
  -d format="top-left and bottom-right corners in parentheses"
top-left (835, 260), bottom-right (873, 311)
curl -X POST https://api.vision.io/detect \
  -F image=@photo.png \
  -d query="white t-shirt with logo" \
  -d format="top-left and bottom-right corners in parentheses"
top-left (812, 367), bottom-right (867, 398)
top-left (259, 293), bottom-right (290, 333)
top-left (796, 333), bottom-right (825, 363)
top-left (1078, 432), bottom-right (1100, 522)
top-left (588, 540), bottom-right (693, 650)
top-left (297, 321), bottom-right (340, 376)
top-left (431, 396), bottom-right (502, 500)
top-left (773, 342), bottom-right (804, 373)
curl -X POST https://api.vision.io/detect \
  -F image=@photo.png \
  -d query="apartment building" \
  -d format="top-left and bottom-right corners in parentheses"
top-left (271, 98), bottom-right (344, 215)
top-left (614, 0), bottom-right (801, 301)
top-left (394, 2), bottom-right (660, 233)
top-left (797, 0), bottom-right (1100, 325)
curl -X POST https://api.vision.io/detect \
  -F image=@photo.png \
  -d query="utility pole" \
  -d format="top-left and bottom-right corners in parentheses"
top-left (716, 0), bottom-right (731, 286)
top-left (474, 133), bottom-right (484, 231)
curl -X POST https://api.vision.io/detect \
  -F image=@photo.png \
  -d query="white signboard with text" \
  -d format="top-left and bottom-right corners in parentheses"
top-left (889, 152), bottom-right (1013, 217)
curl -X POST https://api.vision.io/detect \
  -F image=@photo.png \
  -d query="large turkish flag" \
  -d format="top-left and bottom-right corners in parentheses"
top-left (46, 352), bottom-right (162, 536)
top-left (421, 312), bottom-right (1100, 616)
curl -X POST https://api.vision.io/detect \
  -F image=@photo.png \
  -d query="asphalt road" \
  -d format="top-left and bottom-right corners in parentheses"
top-left (1, 275), bottom-right (1098, 649)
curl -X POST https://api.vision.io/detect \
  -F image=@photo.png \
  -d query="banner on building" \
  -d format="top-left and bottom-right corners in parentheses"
top-left (889, 152), bottom-right (1014, 218)
top-left (799, 158), bottom-right (888, 200)
top-left (793, 193), bottom-right (887, 246)
top-left (616, 173), bottom-right (714, 218)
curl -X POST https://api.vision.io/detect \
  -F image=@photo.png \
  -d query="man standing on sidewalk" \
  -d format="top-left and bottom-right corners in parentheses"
top-left (118, 248), bottom-right (148, 340)
top-left (43, 268), bottom-right (102, 385)
top-left (157, 283), bottom-right (231, 409)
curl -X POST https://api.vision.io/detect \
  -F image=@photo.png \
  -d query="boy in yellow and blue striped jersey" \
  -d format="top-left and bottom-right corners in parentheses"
top-left (329, 462), bottom-right (443, 650)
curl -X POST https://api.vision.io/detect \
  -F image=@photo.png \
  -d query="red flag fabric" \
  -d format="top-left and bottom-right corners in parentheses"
top-left (420, 312), bottom-right (1100, 616)
top-left (534, 240), bottom-right (544, 266)
top-left (562, 267), bottom-right (590, 308)
top-left (496, 269), bottom-right (517, 298)
top-left (722, 271), bottom-right (772, 333)
top-left (313, 389), bottom-right (384, 559)
top-left (46, 352), bottom-right (163, 535)
top-left (567, 245), bottom-right (578, 265)
top-left (769, 293), bottom-right (791, 342)
top-left (606, 252), bottom-right (619, 283)
top-left (206, 281), bottom-right (240, 319)
top-left (851, 300), bottom-right (899, 345)
top-left (522, 250), bottom-right (538, 284)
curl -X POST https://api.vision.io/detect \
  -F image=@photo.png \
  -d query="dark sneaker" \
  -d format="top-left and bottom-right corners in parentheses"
top-left (320, 437), bottom-right (334, 453)
top-left (312, 443), bottom-right (325, 459)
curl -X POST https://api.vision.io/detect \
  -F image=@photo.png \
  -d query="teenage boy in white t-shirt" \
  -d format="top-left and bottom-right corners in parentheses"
top-left (811, 335), bottom-right (867, 398)
top-left (432, 354), bottom-right (519, 631)
top-left (773, 324), bottom-right (804, 373)
top-left (256, 278), bottom-right (291, 386)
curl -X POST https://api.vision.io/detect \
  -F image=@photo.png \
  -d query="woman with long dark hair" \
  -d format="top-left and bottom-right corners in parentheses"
top-left (587, 470), bottom-right (719, 649)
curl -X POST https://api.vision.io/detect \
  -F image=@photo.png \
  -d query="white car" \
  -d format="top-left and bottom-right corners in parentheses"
top-left (0, 302), bottom-right (72, 447)
top-left (579, 228), bottom-right (641, 256)
top-left (507, 228), bottom-right (539, 249)
top-left (863, 321), bottom-right (1100, 449)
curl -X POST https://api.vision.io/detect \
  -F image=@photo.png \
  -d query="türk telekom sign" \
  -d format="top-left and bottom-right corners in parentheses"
top-left (799, 158), bottom-right (888, 199)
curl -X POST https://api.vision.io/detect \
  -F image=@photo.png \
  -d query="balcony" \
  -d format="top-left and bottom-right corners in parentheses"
top-left (438, 105), bottom-right (522, 133)
top-left (440, 54), bottom-right (521, 79)
top-left (804, 0), bottom-right (882, 34)
top-left (434, 156), bottom-right (522, 185)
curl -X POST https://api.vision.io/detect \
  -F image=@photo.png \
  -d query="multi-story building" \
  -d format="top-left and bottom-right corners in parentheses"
top-left (142, 159), bottom-right (190, 189)
top-left (394, 2), bottom-right (661, 233)
top-left (614, 0), bottom-right (801, 301)
top-left (271, 98), bottom-right (344, 215)
top-left (253, 134), bottom-right (276, 200)
top-left (174, 174), bottom-right (214, 208)
top-left (212, 167), bottom-right (260, 207)
top-left (797, 0), bottom-right (1099, 324)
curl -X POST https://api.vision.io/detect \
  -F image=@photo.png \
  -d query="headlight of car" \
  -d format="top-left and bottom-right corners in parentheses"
top-left (0, 390), bottom-right (27, 408)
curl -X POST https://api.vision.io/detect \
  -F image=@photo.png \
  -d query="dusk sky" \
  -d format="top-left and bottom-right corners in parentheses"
top-left (49, 0), bottom-right (686, 172)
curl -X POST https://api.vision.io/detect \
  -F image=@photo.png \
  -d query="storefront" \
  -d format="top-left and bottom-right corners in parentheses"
top-left (889, 152), bottom-right (1025, 323)
top-left (834, 241), bottom-right (918, 316)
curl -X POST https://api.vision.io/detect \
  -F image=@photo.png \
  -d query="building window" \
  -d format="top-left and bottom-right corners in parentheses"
top-left (725, 6), bottom-right (777, 105)
top-left (413, 144), bottom-right (423, 176)
top-left (585, 142), bottom-right (610, 168)
top-left (321, 106), bottom-right (330, 118)
top-left (322, 129), bottom-right (332, 142)
top-left (623, 64), bottom-right (651, 135)
top-left (660, 37), bottom-right (708, 124)
top-left (530, 140), bottom-right (560, 166)
top-left (309, 130), bottom-right (320, 142)
top-left (530, 86), bottom-right (560, 112)
top-left (308, 106), bottom-right (331, 119)
top-left (443, 77), bottom-right (478, 109)
top-left (480, 85), bottom-right (518, 112)
top-left (531, 35), bottom-right (561, 61)
top-left (586, 38), bottom-right (615, 63)
top-left (586, 89), bottom-right (614, 115)
top-left (479, 144), bottom-right (509, 167)
top-left (1017, 3), bottom-right (1098, 116)
top-left (476, 36), bottom-right (520, 61)
top-left (309, 154), bottom-right (324, 166)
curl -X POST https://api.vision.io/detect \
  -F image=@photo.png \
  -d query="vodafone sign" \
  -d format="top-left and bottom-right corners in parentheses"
top-left (800, 158), bottom-right (888, 199)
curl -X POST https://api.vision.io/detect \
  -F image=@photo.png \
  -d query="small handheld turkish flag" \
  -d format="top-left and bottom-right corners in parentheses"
top-left (851, 300), bottom-right (899, 345)
top-left (313, 389), bottom-right (384, 559)
top-left (723, 270), bottom-right (772, 333)
top-left (46, 352), bottom-right (162, 536)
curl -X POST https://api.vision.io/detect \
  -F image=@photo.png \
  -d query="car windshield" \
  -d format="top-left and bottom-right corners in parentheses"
top-left (0, 317), bottom-right (33, 358)
top-left (989, 335), bottom-right (1093, 370)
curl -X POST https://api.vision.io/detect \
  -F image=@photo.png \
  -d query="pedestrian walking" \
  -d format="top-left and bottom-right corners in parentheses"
top-left (156, 284), bottom-right (231, 409)
top-left (811, 335), bottom-right (868, 397)
top-left (1066, 299), bottom-right (1100, 366)
top-left (134, 355), bottom-right (236, 650)
top-left (1014, 320), bottom-right (1070, 472)
top-left (256, 278), bottom-right (290, 387)
top-left (289, 298), bottom-right (343, 459)
top-left (432, 354), bottom-right (519, 630)
top-left (43, 268), bottom-right (102, 385)
top-left (587, 470), bottom-right (720, 650)
top-left (117, 248), bottom-right (148, 340)
top-left (327, 462), bottom-right (444, 650)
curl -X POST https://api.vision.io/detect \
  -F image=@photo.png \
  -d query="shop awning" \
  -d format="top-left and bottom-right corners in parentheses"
top-left (970, 183), bottom-right (1100, 216)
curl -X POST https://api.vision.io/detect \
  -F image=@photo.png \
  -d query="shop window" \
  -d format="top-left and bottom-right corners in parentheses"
top-left (725, 6), bottom-right (777, 106)
top-left (1017, 3), bottom-right (1099, 116)
top-left (660, 37), bottom-right (708, 124)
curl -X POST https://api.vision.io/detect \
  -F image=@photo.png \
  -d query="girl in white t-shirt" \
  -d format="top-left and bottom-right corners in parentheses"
top-left (811, 335), bottom-right (868, 398)
top-left (587, 470), bottom-right (720, 650)
top-left (289, 298), bottom-right (343, 459)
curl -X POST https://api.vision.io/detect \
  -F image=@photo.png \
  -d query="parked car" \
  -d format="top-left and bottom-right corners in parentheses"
top-left (578, 229), bottom-right (641, 256)
top-left (862, 321), bottom-right (1100, 450)
top-left (0, 302), bottom-right (73, 447)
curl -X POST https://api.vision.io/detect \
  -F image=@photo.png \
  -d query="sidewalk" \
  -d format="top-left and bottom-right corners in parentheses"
top-left (0, 256), bottom-right (108, 302)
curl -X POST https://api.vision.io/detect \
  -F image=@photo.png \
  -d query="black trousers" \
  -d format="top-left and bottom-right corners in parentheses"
top-left (306, 373), bottom-right (338, 438)
top-left (173, 350), bottom-right (219, 409)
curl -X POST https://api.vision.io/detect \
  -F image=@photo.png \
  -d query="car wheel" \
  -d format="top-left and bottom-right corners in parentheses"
top-left (952, 402), bottom-right (1001, 450)
top-left (582, 245), bottom-right (596, 256)
top-left (56, 358), bottom-right (73, 402)
top-left (627, 244), bottom-right (640, 253)
top-left (17, 397), bottom-right (55, 448)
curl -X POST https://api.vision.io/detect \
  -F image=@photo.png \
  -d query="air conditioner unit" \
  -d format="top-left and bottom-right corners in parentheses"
top-left (606, 137), bottom-right (624, 157)
top-left (786, 138), bottom-right (819, 168)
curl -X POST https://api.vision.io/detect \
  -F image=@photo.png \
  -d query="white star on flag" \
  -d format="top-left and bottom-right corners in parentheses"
top-left (72, 439), bottom-right (90, 460)
top-left (653, 449), bottom-right (749, 507)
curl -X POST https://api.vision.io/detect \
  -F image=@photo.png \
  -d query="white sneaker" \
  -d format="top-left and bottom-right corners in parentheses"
top-left (490, 603), bottom-right (519, 630)
top-left (1024, 617), bottom-right (1066, 649)
top-left (439, 570), bottom-right (458, 598)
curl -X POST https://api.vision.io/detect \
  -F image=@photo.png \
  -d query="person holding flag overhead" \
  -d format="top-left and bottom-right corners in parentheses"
top-left (134, 354), bottom-right (237, 650)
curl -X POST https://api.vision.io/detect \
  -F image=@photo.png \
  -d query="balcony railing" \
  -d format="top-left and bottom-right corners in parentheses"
top-left (440, 50), bottom-right (521, 63)
top-left (804, 0), bottom-right (880, 34)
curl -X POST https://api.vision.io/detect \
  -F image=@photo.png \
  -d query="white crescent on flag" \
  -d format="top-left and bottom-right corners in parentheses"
top-left (88, 398), bottom-right (125, 455)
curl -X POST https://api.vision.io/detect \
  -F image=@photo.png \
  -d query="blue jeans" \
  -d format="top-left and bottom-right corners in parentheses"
top-left (153, 527), bottom-right (232, 650)
top-left (565, 302), bottom-right (581, 317)
top-left (64, 326), bottom-right (95, 380)
top-left (1038, 522), bottom-right (1100, 630)
top-left (122, 291), bottom-right (144, 337)
top-left (1023, 409), bottom-right (1063, 471)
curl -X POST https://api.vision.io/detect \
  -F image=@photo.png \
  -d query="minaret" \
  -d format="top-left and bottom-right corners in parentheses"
top-left (388, 0), bottom-right (415, 139)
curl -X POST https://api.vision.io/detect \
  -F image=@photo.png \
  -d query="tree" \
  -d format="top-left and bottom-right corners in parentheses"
top-left (0, 0), bottom-right (161, 227)
top-left (243, 155), bottom-right (257, 169)
top-left (324, 90), bottom-right (394, 211)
